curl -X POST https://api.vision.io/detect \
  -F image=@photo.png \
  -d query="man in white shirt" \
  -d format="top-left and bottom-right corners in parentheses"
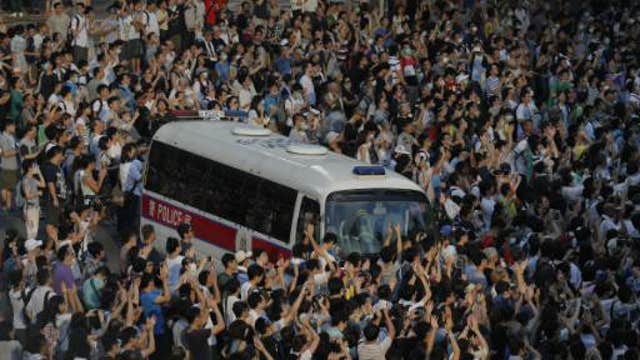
top-left (70, 3), bottom-right (90, 63)
top-left (240, 264), bottom-right (264, 301)
top-left (25, 268), bottom-right (56, 324)
top-left (357, 308), bottom-right (396, 360)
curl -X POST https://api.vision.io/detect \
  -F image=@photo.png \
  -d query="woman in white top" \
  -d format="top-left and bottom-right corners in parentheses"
top-left (222, 278), bottom-right (241, 326)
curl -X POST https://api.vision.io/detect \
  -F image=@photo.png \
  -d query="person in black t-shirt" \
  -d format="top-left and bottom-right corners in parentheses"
top-left (41, 146), bottom-right (68, 241)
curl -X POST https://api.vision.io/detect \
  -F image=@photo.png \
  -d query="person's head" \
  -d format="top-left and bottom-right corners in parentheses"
top-left (2, 121), bottom-right (15, 135)
top-left (57, 245), bottom-right (74, 266)
top-left (235, 250), bottom-right (252, 267)
top-left (248, 291), bottom-right (265, 310)
top-left (222, 253), bottom-right (238, 272)
top-left (87, 241), bottom-right (105, 261)
top-left (177, 223), bottom-right (193, 242)
top-left (47, 146), bottom-right (65, 165)
top-left (166, 237), bottom-right (181, 255)
top-left (94, 266), bottom-right (110, 281)
top-left (141, 224), bottom-right (156, 244)
top-left (8, 269), bottom-right (24, 290)
top-left (22, 159), bottom-right (38, 178)
top-left (225, 277), bottom-right (241, 295)
top-left (36, 268), bottom-right (52, 286)
top-left (122, 231), bottom-right (137, 246)
top-left (97, 84), bottom-right (109, 99)
top-left (232, 301), bottom-right (249, 319)
top-left (323, 232), bottom-right (337, 250)
top-left (140, 273), bottom-right (156, 292)
top-left (363, 322), bottom-right (380, 342)
top-left (254, 249), bottom-right (269, 267)
top-left (53, 1), bottom-right (64, 14)
top-left (247, 264), bottom-right (264, 284)
top-left (67, 135), bottom-right (83, 154)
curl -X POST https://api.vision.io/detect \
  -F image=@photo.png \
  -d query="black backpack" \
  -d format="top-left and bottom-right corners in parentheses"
top-left (21, 287), bottom-right (37, 323)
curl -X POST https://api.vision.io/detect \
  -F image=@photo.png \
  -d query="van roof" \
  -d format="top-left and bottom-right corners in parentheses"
top-left (153, 121), bottom-right (424, 200)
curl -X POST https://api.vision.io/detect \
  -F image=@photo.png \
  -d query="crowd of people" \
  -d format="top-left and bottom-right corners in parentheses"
top-left (1, 0), bottom-right (640, 359)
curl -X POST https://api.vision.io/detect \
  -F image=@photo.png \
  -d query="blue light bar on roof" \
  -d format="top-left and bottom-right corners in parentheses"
top-left (353, 166), bottom-right (386, 176)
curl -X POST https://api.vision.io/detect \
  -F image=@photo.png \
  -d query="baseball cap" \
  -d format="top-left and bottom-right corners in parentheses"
top-left (235, 250), bottom-right (252, 264)
top-left (25, 239), bottom-right (43, 252)
top-left (394, 145), bottom-right (410, 155)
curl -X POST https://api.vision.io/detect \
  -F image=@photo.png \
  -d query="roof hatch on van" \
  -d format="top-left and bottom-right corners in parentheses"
top-left (231, 126), bottom-right (272, 137)
top-left (286, 144), bottom-right (328, 156)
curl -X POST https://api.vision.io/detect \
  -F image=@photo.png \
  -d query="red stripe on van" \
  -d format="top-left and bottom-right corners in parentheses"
top-left (141, 194), bottom-right (236, 251)
top-left (141, 194), bottom-right (292, 260)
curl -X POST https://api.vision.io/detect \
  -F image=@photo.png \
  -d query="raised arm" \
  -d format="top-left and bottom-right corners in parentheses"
top-left (155, 263), bottom-right (172, 304)
top-left (394, 224), bottom-right (403, 260)
top-left (140, 317), bottom-right (157, 358)
top-left (383, 308), bottom-right (396, 340)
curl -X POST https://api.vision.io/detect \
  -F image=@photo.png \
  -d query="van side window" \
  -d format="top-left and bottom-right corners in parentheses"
top-left (296, 196), bottom-right (320, 244)
top-left (145, 141), bottom-right (296, 243)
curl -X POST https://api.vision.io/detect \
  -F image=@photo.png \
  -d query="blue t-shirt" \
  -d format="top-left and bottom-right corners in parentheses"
top-left (140, 289), bottom-right (165, 335)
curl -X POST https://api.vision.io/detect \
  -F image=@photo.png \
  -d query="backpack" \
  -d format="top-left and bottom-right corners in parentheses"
top-left (21, 287), bottom-right (38, 323)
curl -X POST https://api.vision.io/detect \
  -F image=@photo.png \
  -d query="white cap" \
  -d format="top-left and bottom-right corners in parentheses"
top-left (394, 145), bottom-right (410, 155)
top-left (235, 250), bottom-right (253, 264)
top-left (25, 239), bottom-right (43, 252)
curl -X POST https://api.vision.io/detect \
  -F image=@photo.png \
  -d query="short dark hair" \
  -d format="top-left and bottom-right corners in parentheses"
top-left (177, 223), bottom-right (192, 239)
top-left (8, 269), bottom-right (23, 288)
top-left (363, 323), bottom-right (380, 341)
top-left (323, 232), bottom-right (337, 244)
top-left (255, 317), bottom-right (269, 335)
top-left (247, 264), bottom-right (264, 281)
top-left (198, 270), bottom-right (209, 286)
top-left (141, 224), bottom-right (155, 241)
top-left (232, 301), bottom-right (248, 318)
top-left (87, 241), bottom-right (104, 258)
top-left (36, 268), bottom-right (51, 286)
top-left (57, 245), bottom-right (71, 262)
top-left (225, 278), bottom-right (241, 294)
top-left (166, 237), bottom-right (180, 254)
top-left (222, 253), bottom-right (236, 268)
top-left (46, 146), bottom-right (63, 159)
top-left (248, 292), bottom-right (262, 309)
top-left (140, 273), bottom-right (155, 289)
top-left (94, 266), bottom-right (110, 278)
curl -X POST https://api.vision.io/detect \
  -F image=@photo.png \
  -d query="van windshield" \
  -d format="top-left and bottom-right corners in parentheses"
top-left (325, 189), bottom-right (428, 255)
